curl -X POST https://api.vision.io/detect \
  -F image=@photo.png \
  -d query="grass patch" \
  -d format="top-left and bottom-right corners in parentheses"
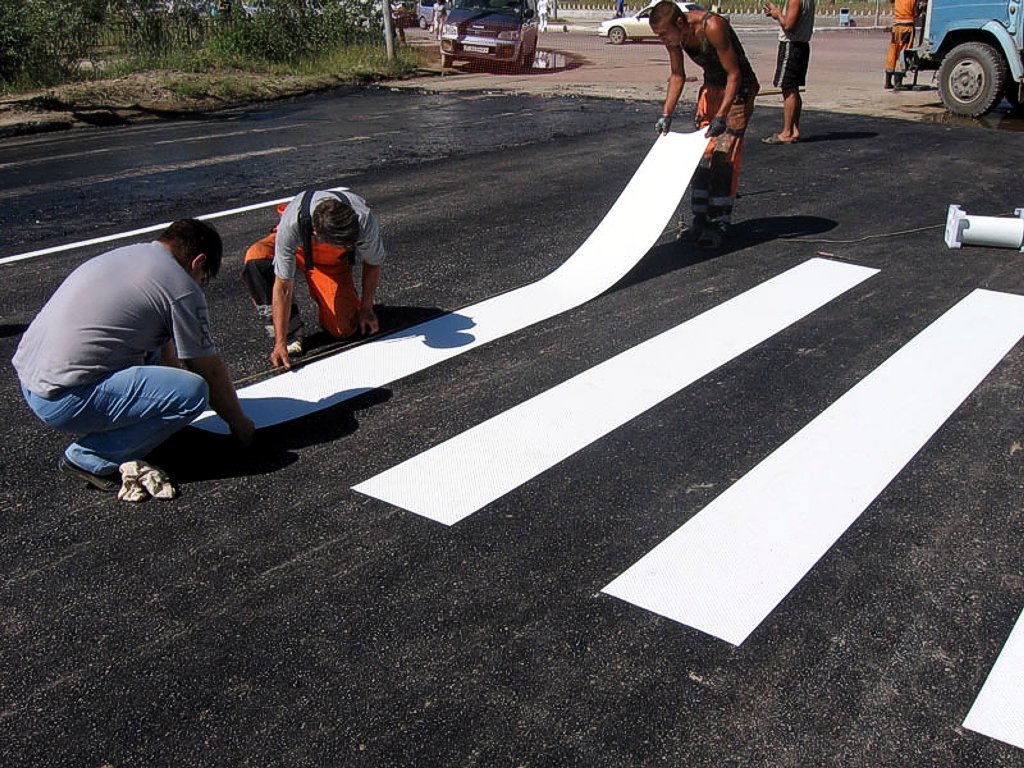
top-left (2, 40), bottom-right (428, 120)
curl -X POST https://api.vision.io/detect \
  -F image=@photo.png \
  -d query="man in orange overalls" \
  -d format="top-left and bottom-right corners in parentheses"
top-left (241, 189), bottom-right (385, 370)
top-left (650, 1), bottom-right (759, 250)
top-left (885, 0), bottom-right (921, 90)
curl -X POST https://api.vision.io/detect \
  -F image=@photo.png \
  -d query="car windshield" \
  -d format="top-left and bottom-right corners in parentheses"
top-left (451, 0), bottom-right (522, 13)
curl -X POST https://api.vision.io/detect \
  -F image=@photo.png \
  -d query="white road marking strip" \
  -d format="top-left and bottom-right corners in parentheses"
top-left (351, 258), bottom-right (877, 524)
top-left (603, 288), bottom-right (1024, 647)
top-left (0, 186), bottom-right (349, 265)
top-left (963, 605), bottom-right (1024, 750)
top-left (0, 146), bottom-right (296, 203)
top-left (151, 123), bottom-right (311, 146)
top-left (0, 123), bottom-right (310, 171)
top-left (191, 131), bottom-right (711, 433)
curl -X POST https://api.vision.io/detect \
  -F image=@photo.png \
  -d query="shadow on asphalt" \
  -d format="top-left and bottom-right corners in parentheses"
top-left (297, 304), bottom-right (452, 358)
top-left (149, 388), bottom-right (392, 484)
top-left (609, 214), bottom-right (838, 293)
top-left (0, 323), bottom-right (28, 339)
top-left (796, 130), bottom-right (879, 143)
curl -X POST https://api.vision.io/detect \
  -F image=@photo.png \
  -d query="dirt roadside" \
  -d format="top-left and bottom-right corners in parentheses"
top-left (0, 19), bottom-right (965, 138)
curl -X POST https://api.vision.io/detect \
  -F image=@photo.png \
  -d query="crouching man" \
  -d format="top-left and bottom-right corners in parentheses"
top-left (12, 219), bottom-right (255, 495)
top-left (241, 189), bottom-right (386, 370)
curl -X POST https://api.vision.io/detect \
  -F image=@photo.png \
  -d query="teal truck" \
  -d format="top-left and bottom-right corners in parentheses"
top-left (907, 0), bottom-right (1024, 116)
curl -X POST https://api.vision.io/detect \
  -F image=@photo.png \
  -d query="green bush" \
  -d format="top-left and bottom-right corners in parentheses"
top-left (0, 0), bottom-right (106, 88)
top-left (2, 0), bottom-right (396, 90)
top-left (209, 0), bottom-right (379, 64)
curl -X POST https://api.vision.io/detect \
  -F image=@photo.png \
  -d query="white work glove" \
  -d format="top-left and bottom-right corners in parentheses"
top-left (118, 460), bottom-right (178, 502)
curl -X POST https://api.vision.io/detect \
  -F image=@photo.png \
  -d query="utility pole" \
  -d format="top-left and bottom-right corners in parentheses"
top-left (382, 0), bottom-right (396, 59)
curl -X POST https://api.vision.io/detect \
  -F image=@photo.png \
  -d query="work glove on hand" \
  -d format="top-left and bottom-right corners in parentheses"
top-left (705, 115), bottom-right (727, 138)
top-left (655, 115), bottom-right (672, 135)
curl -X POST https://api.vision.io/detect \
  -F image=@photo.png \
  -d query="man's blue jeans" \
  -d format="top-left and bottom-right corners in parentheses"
top-left (21, 366), bottom-right (209, 476)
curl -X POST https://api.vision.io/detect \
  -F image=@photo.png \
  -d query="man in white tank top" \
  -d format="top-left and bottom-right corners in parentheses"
top-left (761, 0), bottom-right (815, 144)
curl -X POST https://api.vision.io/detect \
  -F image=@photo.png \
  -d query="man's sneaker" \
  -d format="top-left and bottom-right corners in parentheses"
top-left (696, 225), bottom-right (725, 250)
top-left (286, 338), bottom-right (304, 357)
top-left (59, 456), bottom-right (120, 492)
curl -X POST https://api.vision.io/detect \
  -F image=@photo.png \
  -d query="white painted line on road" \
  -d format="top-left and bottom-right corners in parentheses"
top-left (0, 146), bottom-right (301, 203)
top-left (191, 131), bottom-right (711, 433)
top-left (964, 605), bottom-right (1024, 750)
top-left (0, 124), bottom-right (313, 172)
top-left (353, 258), bottom-right (877, 525)
top-left (0, 186), bottom-right (349, 266)
top-left (151, 123), bottom-right (312, 146)
top-left (603, 288), bottom-right (1024, 646)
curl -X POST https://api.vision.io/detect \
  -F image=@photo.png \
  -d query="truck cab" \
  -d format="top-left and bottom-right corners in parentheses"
top-left (909, 0), bottom-right (1024, 116)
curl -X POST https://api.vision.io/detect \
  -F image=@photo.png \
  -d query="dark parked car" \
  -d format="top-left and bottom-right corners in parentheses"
top-left (439, 0), bottom-right (539, 69)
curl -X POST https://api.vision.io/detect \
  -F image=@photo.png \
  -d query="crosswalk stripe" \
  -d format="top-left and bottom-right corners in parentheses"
top-left (603, 288), bottom-right (1024, 647)
top-left (352, 258), bottom-right (878, 524)
top-left (0, 187), bottom-right (350, 266)
top-left (192, 130), bottom-right (710, 433)
top-left (963, 605), bottom-right (1024, 750)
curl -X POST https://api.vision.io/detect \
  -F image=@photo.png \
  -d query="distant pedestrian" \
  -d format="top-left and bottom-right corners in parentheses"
top-left (538, 0), bottom-right (549, 31)
top-left (432, 0), bottom-right (447, 39)
top-left (391, 0), bottom-right (407, 43)
top-left (616, 0), bottom-right (625, 16)
top-left (761, 0), bottom-right (814, 144)
top-left (884, 0), bottom-right (920, 89)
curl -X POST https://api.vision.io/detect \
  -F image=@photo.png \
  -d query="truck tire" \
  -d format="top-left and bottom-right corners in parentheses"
top-left (938, 41), bottom-right (1008, 117)
top-left (608, 26), bottom-right (626, 45)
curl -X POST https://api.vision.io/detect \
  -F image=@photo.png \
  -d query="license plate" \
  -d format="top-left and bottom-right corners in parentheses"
top-left (464, 45), bottom-right (490, 53)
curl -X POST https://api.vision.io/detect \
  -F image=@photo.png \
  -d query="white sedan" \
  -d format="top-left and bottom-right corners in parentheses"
top-left (597, 2), bottom-right (703, 45)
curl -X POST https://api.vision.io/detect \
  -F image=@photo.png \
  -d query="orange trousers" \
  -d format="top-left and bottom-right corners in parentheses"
top-left (692, 82), bottom-right (758, 227)
top-left (243, 231), bottom-right (361, 339)
top-left (885, 24), bottom-right (915, 73)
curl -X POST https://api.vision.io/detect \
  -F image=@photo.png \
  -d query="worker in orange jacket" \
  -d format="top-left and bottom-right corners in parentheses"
top-left (885, 0), bottom-right (922, 90)
top-left (241, 189), bottom-right (385, 370)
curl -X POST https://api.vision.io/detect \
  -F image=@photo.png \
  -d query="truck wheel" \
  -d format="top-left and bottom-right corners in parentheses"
top-left (938, 41), bottom-right (1008, 118)
top-left (608, 26), bottom-right (626, 45)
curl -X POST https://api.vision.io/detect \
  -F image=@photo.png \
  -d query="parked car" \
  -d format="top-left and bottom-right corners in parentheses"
top-left (417, 0), bottom-right (435, 28)
top-left (598, 1), bottom-right (703, 45)
top-left (440, 0), bottom-right (539, 69)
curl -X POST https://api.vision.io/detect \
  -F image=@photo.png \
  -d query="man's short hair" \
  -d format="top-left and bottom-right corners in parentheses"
top-left (313, 198), bottom-right (360, 250)
top-left (650, 0), bottom-right (683, 27)
top-left (158, 219), bottom-right (223, 278)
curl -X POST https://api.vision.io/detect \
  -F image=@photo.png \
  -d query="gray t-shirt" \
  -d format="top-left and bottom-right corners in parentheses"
top-left (779, 0), bottom-right (815, 42)
top-left (273, 190), bottom-right (386, 281)
top-left (12, 241), bottom-right (215, 397)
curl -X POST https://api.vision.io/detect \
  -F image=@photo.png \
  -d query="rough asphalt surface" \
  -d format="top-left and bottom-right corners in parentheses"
top-left (1, 86), bottom-right (1023, 767)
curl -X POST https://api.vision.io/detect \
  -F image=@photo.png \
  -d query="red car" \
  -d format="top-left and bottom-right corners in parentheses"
top-left (440, 0), bottom-right (539, 70)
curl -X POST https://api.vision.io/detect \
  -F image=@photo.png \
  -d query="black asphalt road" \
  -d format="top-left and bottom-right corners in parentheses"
top-left (1, 89), bottom-right (1023, 767)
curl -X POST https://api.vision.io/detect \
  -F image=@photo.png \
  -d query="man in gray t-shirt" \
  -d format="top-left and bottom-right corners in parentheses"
top-left (241, 189), bottom-right (386, 370)
top-left (12, 219), bottom-right (254, 493)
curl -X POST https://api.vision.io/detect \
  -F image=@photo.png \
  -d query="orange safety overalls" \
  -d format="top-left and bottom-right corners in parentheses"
top-left (242, 202), bottom-right (361, 339)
